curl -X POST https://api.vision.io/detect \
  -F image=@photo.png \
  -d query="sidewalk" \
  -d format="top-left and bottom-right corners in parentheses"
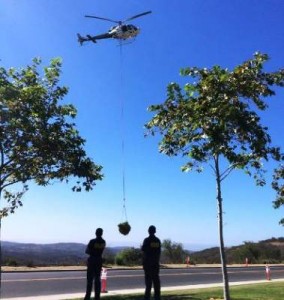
top-left (3, 278), bottom-right (284, 300)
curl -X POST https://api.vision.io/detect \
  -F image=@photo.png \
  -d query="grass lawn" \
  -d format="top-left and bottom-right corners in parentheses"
top-left (70, 282), bottom-right (284, 300)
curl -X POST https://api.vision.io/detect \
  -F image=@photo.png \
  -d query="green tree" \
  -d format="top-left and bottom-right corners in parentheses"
top-left (115, 247), bottom-right (142, 266)
top-left (161, 239), bottom-right (187, 264)
top-left (0, 57), bottom-right (103, 216)
top-left (0, 58), bottom-right (103, 290)
top-left (272, 165), bottom-right (284, 225)
top-left (236, 242), bottom-right (260, 264)
top-left (145, 53), bottom-right (284, 300)
top-left (5, 258), bottom-right (18, 267)
top-left (233, 241), bottom-right (282, 264)
top-left (103, 248), bottom-right (116, 265)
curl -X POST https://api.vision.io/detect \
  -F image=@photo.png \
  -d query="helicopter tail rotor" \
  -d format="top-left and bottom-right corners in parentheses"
top-left (77, 33), bottom-right (84, 45)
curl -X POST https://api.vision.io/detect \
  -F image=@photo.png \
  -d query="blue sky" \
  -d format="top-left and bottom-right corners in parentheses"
top-left (1, 0), bottom-right (283, 250)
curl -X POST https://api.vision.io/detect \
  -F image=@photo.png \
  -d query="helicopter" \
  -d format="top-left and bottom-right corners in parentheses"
top-left (77, 10), bottom-right (152, 45)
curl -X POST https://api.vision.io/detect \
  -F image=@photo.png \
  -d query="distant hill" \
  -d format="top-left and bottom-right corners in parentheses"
top-left (190, 237), bottom-right (284, 264)
top-left (2, 238), bottom-right (284, 266)
top-left (2, 241), bottom-right (125, 266)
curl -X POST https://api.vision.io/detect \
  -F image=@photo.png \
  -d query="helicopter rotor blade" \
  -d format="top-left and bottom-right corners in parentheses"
top-left (125, 11), bottom-right (152, 22)
top-left (85, 15), bottom-right (120, 24)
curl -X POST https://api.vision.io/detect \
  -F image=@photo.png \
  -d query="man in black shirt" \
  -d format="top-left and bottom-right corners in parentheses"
top-left (142, 225), bottom-right (161, 300)
top-left (84, 228), bottom-right (106, 300)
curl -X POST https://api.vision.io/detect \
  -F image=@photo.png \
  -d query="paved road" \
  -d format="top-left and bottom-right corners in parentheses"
top-left (1, 266), bottom-right (284, 298)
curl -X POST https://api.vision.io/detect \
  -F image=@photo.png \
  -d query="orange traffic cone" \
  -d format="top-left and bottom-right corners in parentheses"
top-left (101, 267), bottom-right (108, 293)
top-left (265, 264), bottom-right (271, 281)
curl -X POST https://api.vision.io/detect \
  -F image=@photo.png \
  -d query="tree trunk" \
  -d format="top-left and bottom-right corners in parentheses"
top-left (0, 196), bottom-right (2, 299)
top-left (215, 155), bottom-right (230, 300)
top-left (0, 217), bottom-right (2, 299)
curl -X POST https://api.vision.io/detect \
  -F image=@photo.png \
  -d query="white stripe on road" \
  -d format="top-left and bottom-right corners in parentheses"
top-left (2, 272), bottom-right (209, 283)
top-left (3, 276), bottom-right (85, 283)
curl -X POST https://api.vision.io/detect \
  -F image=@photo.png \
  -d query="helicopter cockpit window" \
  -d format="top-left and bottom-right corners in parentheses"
top-left (121, 25), bottom-right (128, 32)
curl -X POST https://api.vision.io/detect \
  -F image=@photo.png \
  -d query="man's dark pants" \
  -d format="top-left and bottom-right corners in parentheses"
top-left (143, 263), bottom-right (161, 300)
top-left (84, 259), bottom-right (102, 300)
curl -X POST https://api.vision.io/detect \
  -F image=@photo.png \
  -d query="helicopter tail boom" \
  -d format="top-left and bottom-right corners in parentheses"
top-left (77, 33), bottom-right (97, 45)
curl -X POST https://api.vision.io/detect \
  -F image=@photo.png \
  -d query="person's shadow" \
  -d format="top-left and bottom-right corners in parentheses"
top-left (157, 296), bottom-right (202, 300)
top-left (112, 296), bottom-right (206, 300)
top-left (113, 296), bottom-right (203, 300)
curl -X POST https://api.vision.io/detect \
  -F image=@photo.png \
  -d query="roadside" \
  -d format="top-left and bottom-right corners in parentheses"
top-left (2, 278), bottom-right (284, 300)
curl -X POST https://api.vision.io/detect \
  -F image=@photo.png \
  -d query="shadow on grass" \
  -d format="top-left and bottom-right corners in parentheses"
top-left (73, 289), bottom-right (223, 300)
top-left (73, 294), bottom-right (223, 300)
top-left (161, 296), bottom-right (202, 299)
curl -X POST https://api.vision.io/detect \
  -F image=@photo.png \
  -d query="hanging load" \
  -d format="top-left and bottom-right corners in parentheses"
top-left (118, 221), bottom-right (131, 235)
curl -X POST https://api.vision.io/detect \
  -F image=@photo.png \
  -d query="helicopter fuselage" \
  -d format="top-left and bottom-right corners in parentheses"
top-left (77, 24), bottom-right (140, 45)
top-left (109, 24), bottom-right (140, 40)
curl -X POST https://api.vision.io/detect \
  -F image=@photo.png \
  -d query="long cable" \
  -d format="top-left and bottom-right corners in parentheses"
top-left (119, 41), bottom-right (128, 222)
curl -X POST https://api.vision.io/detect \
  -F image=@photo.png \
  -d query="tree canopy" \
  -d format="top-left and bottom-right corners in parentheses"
top-left (146, 52), bottom-right (284, 218)
top-left (272, 164), bottom-right (284, 225)
top-left (0, 58), bottom-right (103, 217)
top-left (161, 239), bottom-right (188, 264)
